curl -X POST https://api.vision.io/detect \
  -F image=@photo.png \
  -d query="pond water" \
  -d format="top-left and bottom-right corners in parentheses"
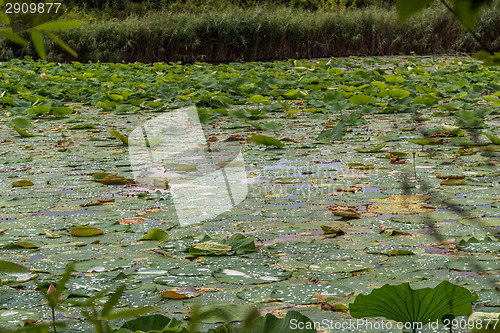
top-left (0, 55), bottom-right (498, 332)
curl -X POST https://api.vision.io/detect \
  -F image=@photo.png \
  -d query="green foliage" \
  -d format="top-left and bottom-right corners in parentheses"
top-left (119, 314), bottom-right (185, 332)
top-left (188, 233), bottom-right (256, 257)
top-left (1, 4), bottom-right (499, 62)
top-left (468, 312), bottom-right (500, 333)
top-left (316, 122), bottom-right (347, 141)
top-left (349, 281), bottom-right (478, 325)
top-left (0, 55), bottom-right (498, 333)
top-left (109, 130), bottom-right (129, 145)
top-left (395, 0), bottom-right (500, 66)
top-left (249, 310), bottom-right (318, 333)
top-left (396, 0), bottom-right (493, 31)
top-left (249, 134), bottom-right (284, 148)
top-left (62, 0), bottom-right (387, 15)
top-left (354, 141), bottom-right (386, 152)
top-left (455, 110), bottom-right (486, 128)
top-left (139, 228), bottom-right (169, 241)
top-left (0, 0), bottom-right (83, 60)
top-left (10, 117), bottom-right (36, 137)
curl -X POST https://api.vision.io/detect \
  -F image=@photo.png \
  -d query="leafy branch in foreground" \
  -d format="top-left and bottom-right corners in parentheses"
top-left (395, 0), bottom-right (500, 65)
top-left (0, 0), bottom-right (83, 59)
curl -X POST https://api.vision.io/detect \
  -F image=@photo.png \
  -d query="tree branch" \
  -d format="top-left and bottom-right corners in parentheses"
top-left (439, 0), bottom-right (495, 55)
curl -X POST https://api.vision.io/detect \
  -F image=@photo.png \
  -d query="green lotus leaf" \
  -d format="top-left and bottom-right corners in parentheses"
top-left (316, 122), bottom-right (347, 141)
top-left (0, 260), bottom-right (37, 283)
top-left (248, 94), bottom-right (271, 104)
top-left (187, 303), bottom-right (259, 324)
top-left (349, 94), bottom-right (377, 105)
top-left (483, 132), bottom-right (500, 145)
top-left (354, 142), bottom-right (386, 153)
top-left (10, 117), bottom-right (34, 129)
top-left (50, 106), bottom-right (73, 117)
top-left (251, 121), bottom-right (283, 132)
top-left (139, 228), bottom-right (169, 241)
top-left (441, 123), bottom-right (466, 136)
top-left (388, 88), bottom-right (410, 99)
top-left (213, 265), bottom-right (290, 284)
top-left (120, 314), bottom-right (184, 332)
top-left (249, 134), bottom-right (284, 148)
top-left (341, 112), bottom-right (367, 126)
top-left (468, 312), bottom-right (500, 333)
top-left (349, 281), bottom-right (478, 324)
top-left (27, 105), bottom-right (52, 115)
top-left (413, 94), bottom-right (440, 106)
top-left (192, 242), bottom-right (232, 253)
top-left (249, 311), bottom-right (318, 333)
top-left (455, 110), bottom-right (485, 128)
top-left (109, 130), bottom-right (129, 145)
top-left (188, 233), bottom-right (255, 257)
top-left (11, 124), bottom-right (36, 137)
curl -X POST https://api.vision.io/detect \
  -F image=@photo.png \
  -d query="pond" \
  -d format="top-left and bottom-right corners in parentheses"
top-left (0, 55), bottom-right (499, 332)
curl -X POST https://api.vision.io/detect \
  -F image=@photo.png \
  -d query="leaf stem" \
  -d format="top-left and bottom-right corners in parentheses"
top-left (413, 152), bottom-right (417, 179)
top-left (51, 306), bottom-right (57, 333)
top-left (438, 0), bottom-right (495, 55)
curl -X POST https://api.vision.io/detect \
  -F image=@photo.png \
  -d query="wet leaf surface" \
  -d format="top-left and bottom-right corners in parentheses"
top-left (0, 55), bottom-right (498, 331)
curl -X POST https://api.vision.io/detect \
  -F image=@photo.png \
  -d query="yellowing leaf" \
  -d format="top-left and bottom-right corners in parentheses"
top-left (160, 290), bottom-right (188, 299)
top-left (12, 180), bottom-right (34, 187)
top-left (119, 217), bottom-right (147, 225)
top-left (69, 226), bottom-right (103, 237)
top-left (329, 206), bottom-right (360, 218)
top-left (192, 242), bottom-right (232, 252)
top-left (440, 179), bottom-right (466, 186)
top-left (109, 130), bottom-right (129, 145)
top-left (320, 226), bottom-right (345, 236)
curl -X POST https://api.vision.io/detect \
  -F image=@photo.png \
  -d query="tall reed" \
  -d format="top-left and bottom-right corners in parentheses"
top-left (0, 4), bottom-right (498, 63)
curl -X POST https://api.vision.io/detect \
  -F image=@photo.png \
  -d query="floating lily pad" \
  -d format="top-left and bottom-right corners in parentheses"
top-left (139, 228), bottom-right (169, 241)
top-left (270, 284), bottom-right (354, 304)
top-left (446, 260), bottom-right (500, 272)
top-left (12, 180), bottom-right (34, 187)
top-left (309, 260), bottom-right (375, 273)
top-left (445, 197), bottom-right (494, 206)
top-left (154, 275), bottom-right (216, 287)
top-left (187, 303), bottom-right (259, 324)
top-left (364, 245), bottom-right (425, 255)
top-left (213, 265), bottom-right (290, 284)
top-left (367, 203), bottom-right (434, 214)
top-left (0, 260), bottom-right (37, 283)
top-left (69, 226), bottom-right (104, 237)
top-left (354, 142), bottom-right (386, 153)
top-left (188, 233), bottom-right (255, 257)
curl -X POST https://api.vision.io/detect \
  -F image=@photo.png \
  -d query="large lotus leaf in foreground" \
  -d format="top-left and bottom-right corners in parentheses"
top-left (349, 281), bottom-right (478, 324)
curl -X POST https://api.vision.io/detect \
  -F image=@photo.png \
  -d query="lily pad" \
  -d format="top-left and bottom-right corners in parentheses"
top-left (0, 260), bottom-right (37, 283)
top-left (69, 226), bottom-right (104, 237)
top-left (354, 142), bottom-right (387, 153)
top-left (349, 281), bottom-right (477, 324)
top-left (12, 180), bottom-right (34, 187)
top-left (309, 260), bottom-right (375, 273)
top-left (139, 228), bottom-right (169, 241)
top-left (213, 265), bottom-right (291, 284)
